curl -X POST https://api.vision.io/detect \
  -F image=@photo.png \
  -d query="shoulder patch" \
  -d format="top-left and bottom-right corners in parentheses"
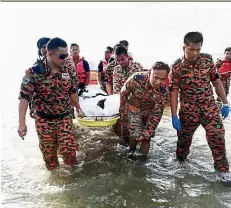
top-left (134, 74), bottom-right (145, 81)
top-left (22, 75), bottom-right (30, 84)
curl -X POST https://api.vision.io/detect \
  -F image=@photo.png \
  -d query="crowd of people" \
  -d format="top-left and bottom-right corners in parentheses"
top-left (17, 31), bottom-right (231, 181)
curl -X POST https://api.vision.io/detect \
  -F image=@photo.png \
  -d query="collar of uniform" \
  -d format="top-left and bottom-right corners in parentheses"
top-left (182, 54), bottom-right (202, 66)
top-left (121, 59), bottom-right (132, 70)
top-left (44, 59), bottom-right (64, 74)
top-left (143, 72), bottom-right (152, 90)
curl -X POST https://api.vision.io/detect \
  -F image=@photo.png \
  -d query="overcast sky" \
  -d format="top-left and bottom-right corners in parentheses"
top-left (1, 2), bottom-right (231, 111)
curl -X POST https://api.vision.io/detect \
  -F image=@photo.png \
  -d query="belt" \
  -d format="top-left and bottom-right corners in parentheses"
top-left (36, 111), bottom-right (70, 120)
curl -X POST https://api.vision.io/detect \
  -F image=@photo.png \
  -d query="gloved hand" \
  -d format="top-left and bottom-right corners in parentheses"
top-left (172, 115), bottom-right (182, 131)
top-left (77, 109), bottom-right (85, 118)
top-left (221, 105), bottom-right (230, 119)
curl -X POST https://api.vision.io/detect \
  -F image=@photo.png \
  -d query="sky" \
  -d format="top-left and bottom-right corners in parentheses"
top-left (0, 2), bottom-right (231, 113)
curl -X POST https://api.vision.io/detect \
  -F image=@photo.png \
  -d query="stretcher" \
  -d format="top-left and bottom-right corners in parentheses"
top-left (74, 113), bottom-right (120, 127)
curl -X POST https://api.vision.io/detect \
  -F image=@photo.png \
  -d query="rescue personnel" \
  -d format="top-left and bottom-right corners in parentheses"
top-left (29, 37), bottom-right (51, 118)
top-left (169, 31), bottom-right (230, 173)
top-left (113, 46), bottom-right (144, 142)
top-left (70, 43), bottom-right (90, 96)
top-left (119, 40), bottom-right (133, 59)
top-left (216, 47), bottom-right (231, 102)
top-left (97, 46), bottom-right (113, 92)
top-left (113, 46), bottom-right (143, 94)
top-left (120, 62), bottom-right (169, 158)
top-left (37, 37), bottom-right (51, 58)
top-left (104, 43), bottom-right (124, 95)
top-left (18, 37), bottom-right (85, 170)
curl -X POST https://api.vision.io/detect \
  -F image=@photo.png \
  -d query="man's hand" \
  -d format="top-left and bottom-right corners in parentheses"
top-left (172, 115), bottom-right (182, 131)
top-left (77, 109), bottom-right (85, 118)
top-left (221, 105), bottom-right (230, 119)
top-left (18, 123), bottom-right (27, 139)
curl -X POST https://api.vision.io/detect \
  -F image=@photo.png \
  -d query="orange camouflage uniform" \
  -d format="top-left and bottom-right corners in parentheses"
top-left (104, 59), bottom-right (118, 85)
top-left (120, 71), bottom-right (168, 140)
top-left (19, 60), bottom-right (78, 170)
top-left (113, 60), bottom-right (144, 94)
top-left (169, 53), bottom-right (229, 172)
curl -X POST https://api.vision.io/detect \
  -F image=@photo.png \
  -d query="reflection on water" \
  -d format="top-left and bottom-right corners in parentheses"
top-left (1, 105), bottom-right (231, 208)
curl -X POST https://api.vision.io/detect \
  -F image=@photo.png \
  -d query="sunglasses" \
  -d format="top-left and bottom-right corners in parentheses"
top-left (53, 53), bottom-right (69, 60)
top-left (105, 51), bottom-right (111, 54)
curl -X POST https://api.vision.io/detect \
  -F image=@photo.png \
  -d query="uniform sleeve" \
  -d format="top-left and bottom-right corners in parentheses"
top-left (69, 67), bottom-right (78, 94)
top-left (169, 65), bottom-right (180, 92)
top-left (113, 67), bottom-right (122, 94)
top-left (97, 62), bottom-right (103, 72)
top-left (142, 103), bottom-right (164, 140)
top-left (18, 69), bottom-right (36, 102)
top-left (120, 75), bottom-right (134, 108)
top-left (83, 60), bottom-right (90, 72)
top-left (136, 62), bottom-right (144, 72)
top-left (105, 63), bottom-right (113, 84)
top-left (209, 58), bottom-right (220, 81)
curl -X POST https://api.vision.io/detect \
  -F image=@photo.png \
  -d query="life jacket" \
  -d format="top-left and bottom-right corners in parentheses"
top-left (76, 57), bottom-right (86, 84)
top-left (218, 59), bottom-right (231, 78)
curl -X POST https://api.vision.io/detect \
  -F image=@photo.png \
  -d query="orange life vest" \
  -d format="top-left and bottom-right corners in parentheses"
top-left (218, 59), bottom-right (231, 78)
top-left (76, 57), bottom-right (86, 84)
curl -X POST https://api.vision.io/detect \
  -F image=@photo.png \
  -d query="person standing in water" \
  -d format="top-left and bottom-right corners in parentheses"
top-left (169, 31), bottom-right (230, 177)
top-left (70, 43), bottom-right (90, 96)
top-left (97, 46), bottom-right (113, 92)
top-left (18, 37), bottom-right (85, 170)
top-left (120, 62), bottom-right (169, 159)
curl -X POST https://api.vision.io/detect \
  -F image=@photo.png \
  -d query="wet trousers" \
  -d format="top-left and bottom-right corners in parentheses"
top-left (177, 100), bottom-right (229, 172)
top-left (35, 115), bottom-right (78, 170)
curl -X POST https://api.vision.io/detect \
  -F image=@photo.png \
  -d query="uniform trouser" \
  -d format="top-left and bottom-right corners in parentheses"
top-left (177, 99), bottom-right (229, 172)
top-left (127, 110), bottom-right (149, 138)
top-left (119, 105), bottom-right (130, 140)
top-left (35, 115), bottom-right (78, 170)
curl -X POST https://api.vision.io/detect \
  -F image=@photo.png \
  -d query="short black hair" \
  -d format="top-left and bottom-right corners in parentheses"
top-left (70, 43), bottom-right (79, 48)
top-left (106, 46), bottom-right (113, 53)
top-left (184, 32), bottom-right (203, 46)
top-left (224, 47), bottom-right (231, 54)
top-left (115, 46), bottom-right (128, 56)
top-left (119, 40), bottom-right (129, 47)
top-left (113, 43), bottom-right (124, 50)
top-left (152, 61), bottom-right (170, 73)
top-left (47, 37), bottom-right (67, 51)
top-left (37, 37), bottom-right (50, 49)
